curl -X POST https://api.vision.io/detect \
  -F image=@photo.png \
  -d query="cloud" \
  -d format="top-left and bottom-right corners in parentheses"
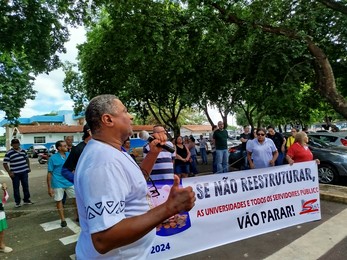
top-left (0, 26), bottom-right (86, 135)
top-left (0, 25), bottom-right (238, 136)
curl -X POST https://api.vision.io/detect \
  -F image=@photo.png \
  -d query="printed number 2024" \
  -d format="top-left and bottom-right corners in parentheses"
top-left (151, 243), bottom-right (171, 254)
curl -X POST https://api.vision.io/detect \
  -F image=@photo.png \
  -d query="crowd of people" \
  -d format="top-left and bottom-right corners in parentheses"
top-left (239, 125), bottom-right (319, 170)
top-left (1, 94), bottom-right (320, 257)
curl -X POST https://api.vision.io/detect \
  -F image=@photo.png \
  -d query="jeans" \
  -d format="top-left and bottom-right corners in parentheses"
top-left (276, 152), bottom-right (285, 166)
top-left (241, 150), bottom-right (249, 170)
top-left (212, 151), bottom-right (217, 173)
top-left (216, 149), bottom-right (228, 173)
top-left (200, 148), bottom-right (208, 164)
top-left (12, 171), bottom-right (31, 204)
top-left (190, 155), bottom-right (198, 174)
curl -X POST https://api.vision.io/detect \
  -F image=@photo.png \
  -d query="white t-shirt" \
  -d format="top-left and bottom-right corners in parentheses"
top-left (75, 139), bottom-right (155, 259)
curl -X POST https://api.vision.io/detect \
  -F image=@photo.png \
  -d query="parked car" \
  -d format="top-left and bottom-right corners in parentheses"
top-left (307, 137), bottom-right (347, 184)
top-left (38, 153), bottom-right (49, 164)
top-left (308, 132), bottom-right (347, 146)
top-left (228, 144), bottom-right (245, 169)
top-left (26, 145), bottom-right (49, 158)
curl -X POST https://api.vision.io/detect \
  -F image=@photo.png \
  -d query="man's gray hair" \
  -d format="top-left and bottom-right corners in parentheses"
top-left (85, 94), bottom-right (119, 133)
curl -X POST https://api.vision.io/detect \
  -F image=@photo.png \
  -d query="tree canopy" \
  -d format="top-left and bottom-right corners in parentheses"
top-left (3, 0), bottom-right (347, 132)
top-left (65, 0), bottom-right (347, 131)
top-left (0, 0), bottom-right (92, 120)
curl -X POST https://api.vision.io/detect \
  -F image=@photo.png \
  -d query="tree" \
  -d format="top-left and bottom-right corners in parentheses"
top-left (65, 1), bottom-right (202, 136)
top-left (193, 0), bottom-right (347, 119)
top-left (0, 0), bottom-right (93, 121)
top-left (65, 0), bottom-right (347, 130)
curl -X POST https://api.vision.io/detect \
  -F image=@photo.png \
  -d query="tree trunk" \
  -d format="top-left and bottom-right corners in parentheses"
top-left (306, 39), bottom-right (347, 119)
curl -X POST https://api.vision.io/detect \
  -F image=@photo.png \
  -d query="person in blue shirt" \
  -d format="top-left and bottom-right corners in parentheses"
top-left (247, 128), bottom-right (278, 169)
top-left (47, 140), bottom-right (77, 228)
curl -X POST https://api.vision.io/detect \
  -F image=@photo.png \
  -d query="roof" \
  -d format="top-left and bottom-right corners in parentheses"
top-left (0, 115), bottom-right (64, 126)
top-left (181, 125), bottom-right (213, 131)
top-left (15, 125), bottom-right (155, 134)
top-left (7, 123), bottom-right (213, 134)
top-left (0, 110), bottom-right (86, 127)
top-left (132, 125), bottom-right (155, 131)
top-left (18, 125), bottom-right (84, 134)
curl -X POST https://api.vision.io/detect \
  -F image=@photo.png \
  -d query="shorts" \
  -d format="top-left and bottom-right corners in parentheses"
top-left (53, 187), bottom-right (75, 201)
top-left (0, 211), bottom-right (8, 232)
top-left (175, 164), bottom-right (190, 174)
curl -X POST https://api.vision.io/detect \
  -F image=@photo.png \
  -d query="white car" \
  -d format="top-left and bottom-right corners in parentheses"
top-left (49, 144), bottom-right (58, 155)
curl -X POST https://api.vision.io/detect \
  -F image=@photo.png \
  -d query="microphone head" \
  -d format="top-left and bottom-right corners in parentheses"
top-left (139, 130), bottom-right (150, 141)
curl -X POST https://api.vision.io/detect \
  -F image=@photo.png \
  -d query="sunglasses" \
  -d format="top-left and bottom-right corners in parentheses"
top-left (257, 133), bottom-right (265, 136)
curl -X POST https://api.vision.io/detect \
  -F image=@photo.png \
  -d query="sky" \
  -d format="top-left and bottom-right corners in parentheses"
top-left (0, 27), bottom-right (234, 135)
top-left (0, 27), bottom-right (85, 135)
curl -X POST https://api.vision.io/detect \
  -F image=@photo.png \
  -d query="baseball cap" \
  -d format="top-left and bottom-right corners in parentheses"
top-left (11, 138), bottom-right (20, 145)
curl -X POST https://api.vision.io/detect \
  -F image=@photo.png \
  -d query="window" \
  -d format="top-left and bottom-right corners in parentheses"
top-left (34, 136), bottom-right (46, 144)
top-left (318, 135), bottom-right (337, 143)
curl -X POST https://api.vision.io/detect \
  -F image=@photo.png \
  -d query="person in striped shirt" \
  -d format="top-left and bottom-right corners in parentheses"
top-left (143, 125), bottom-right (175, 180)
top-left (3, 139), bottom-right (33, 208)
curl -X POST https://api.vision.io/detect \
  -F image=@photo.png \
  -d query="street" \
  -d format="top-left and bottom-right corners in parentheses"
top-left (0, 157), bottom-right (347, 259)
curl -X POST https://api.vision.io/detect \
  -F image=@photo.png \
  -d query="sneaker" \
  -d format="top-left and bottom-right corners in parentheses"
top-left (23, 200), bottom-right (34, 205)
top-left (15, 204), bottom-right (21, 208)
top-left (61, 220), bottom-right (67, 228)
top-left (0, 246), bottom-right (13, 253)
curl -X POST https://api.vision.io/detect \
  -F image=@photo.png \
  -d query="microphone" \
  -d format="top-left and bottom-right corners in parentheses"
top-left (147, 135), bottom-right (175, 153)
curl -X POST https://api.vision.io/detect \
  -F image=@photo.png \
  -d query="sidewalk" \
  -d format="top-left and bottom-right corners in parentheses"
top-left (319, 184), bottom-right (347, 204)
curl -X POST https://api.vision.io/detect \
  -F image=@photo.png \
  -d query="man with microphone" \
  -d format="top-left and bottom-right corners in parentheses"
top-left (74, 95), bottom-right (195, 259)
top-left (142, 125), bottom-right (175, 180)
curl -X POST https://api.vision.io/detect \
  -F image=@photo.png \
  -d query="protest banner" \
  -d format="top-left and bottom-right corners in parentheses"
top-left (148, 161), bottom-right (321, 259)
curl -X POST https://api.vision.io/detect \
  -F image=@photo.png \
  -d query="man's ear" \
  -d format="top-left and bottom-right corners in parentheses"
top-left (101, 114), bottom-right (113, 125)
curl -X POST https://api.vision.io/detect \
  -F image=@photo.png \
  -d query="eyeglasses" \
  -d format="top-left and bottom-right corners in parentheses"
top-left (257, 133), bottom-right (265, 136)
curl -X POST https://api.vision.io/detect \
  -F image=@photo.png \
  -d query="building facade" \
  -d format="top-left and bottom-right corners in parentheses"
top-left (1, 112), bottom-right (215, 150)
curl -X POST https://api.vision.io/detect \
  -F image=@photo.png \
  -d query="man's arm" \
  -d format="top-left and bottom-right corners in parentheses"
top-left (91, 175), bottom-right (195, 254)
top-left (270, 150), bottom-right (279, 166)
top-left (26, 157), bottom-right (31, 172)
top-left (47, 172), bottom-right (54, 197)
top-left (281, 137), bottom-right (286, 152)
top-left (2, 163), bottom-right (14, 178)
top-left (246, 141), bottom-right (254, 168)
top-left (140, 132), bottom-right (168, 178)
top-left (247, 151), bottom-right (254, 169)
